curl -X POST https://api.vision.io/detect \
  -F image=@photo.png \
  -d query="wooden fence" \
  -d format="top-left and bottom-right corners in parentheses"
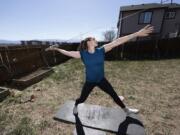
top-left (0, 37), bottom-right (180, 84)
top-left (105, 37), bottom-right (180, 60)
top-left (0, 43), bottom-right (78, 83)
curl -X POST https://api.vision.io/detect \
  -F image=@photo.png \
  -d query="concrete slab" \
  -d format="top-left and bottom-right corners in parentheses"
top-left (54, 101), bottom-right (145, 135)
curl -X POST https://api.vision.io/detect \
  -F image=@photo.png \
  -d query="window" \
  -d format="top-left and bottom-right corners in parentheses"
top-left (165, 11), bottom-right (176, 19)
top-left (139, 11), bottom-right (152, 24)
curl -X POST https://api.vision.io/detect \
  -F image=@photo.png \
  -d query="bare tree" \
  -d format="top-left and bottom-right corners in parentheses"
top-left (103, 30), bottom-right (116, 42)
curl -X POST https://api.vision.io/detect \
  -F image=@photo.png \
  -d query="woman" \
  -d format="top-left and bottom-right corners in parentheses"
top-left (46, 25), bottom-right (154, 115)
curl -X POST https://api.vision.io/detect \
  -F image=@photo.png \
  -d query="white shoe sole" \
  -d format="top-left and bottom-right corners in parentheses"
top-left (118, 95), bottom-right (125, 101)
top-left (127, 108), bottom-right (139, 114)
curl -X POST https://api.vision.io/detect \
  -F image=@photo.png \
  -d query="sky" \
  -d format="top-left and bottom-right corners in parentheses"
top-left (0, 0), bottom-right (180, 41)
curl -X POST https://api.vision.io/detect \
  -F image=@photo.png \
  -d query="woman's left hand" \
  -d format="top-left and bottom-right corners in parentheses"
top-left (137, 25), bottom-right (154, 37)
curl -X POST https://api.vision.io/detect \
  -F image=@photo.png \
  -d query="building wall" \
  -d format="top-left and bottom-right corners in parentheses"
top-left (118, 7), bottom-right (180, 39)
top-left (161, 9), bottom-right (180, 38)
top-left (119, 8), bottom-right (165, 37)
top-left (151, 9), bottom-right (165, 34)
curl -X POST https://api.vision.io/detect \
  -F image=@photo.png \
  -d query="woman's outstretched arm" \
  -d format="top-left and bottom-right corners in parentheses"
top-left (103, 24), bottom-right (154, 52)
top-left (45, 47), bottom-right (81, 59)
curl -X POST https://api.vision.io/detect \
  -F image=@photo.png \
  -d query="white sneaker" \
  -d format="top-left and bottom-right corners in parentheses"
top-left (73, 105), bottom-right (78, 115)
top-left (119, 95), bottom-right (125, 101)
top-left (123, 107), bottom-right (139, 115)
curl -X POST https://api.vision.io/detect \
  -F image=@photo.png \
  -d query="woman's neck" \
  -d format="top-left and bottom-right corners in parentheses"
top-left (87, 46), bottom-right (95, 54)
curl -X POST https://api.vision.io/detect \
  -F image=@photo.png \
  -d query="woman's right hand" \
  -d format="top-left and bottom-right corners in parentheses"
top-left (45, 47), bottom-right (57, 51)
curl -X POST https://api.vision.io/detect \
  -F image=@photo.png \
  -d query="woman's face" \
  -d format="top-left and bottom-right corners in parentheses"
top-left (87, 37), bottom-right (98, 48)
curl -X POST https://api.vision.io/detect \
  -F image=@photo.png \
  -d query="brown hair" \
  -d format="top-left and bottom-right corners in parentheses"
top-left (78, 37), bottom-right (93, 51)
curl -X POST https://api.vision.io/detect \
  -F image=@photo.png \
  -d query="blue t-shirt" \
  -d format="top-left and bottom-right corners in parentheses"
top-left (80, 47), bottom-right (105, 83)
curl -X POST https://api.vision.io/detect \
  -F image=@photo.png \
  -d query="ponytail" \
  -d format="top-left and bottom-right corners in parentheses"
top-left (77, 37), bottom-right (92, 51)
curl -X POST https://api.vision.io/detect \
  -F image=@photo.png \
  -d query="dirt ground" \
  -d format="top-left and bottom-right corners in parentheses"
top-left (0, 58), bottom-right (180, 135)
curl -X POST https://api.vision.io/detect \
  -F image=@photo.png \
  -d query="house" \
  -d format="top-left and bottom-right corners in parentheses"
top-left (117, 3), bottom-right (180, 41)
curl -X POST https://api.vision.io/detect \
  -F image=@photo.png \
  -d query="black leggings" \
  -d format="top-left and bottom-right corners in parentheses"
top-left (75, 77), bottom-right (126, 108)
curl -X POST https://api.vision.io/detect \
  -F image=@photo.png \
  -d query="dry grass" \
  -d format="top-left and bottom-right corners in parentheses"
top-left (0, 58), bottom-right (180, 135)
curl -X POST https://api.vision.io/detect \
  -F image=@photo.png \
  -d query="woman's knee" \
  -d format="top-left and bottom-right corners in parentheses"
top-left (75, 97), bottom-right (86, 104)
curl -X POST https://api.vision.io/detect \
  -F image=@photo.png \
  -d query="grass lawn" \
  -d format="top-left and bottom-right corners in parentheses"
top-left (0, 58), bottom-right (180, 135)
